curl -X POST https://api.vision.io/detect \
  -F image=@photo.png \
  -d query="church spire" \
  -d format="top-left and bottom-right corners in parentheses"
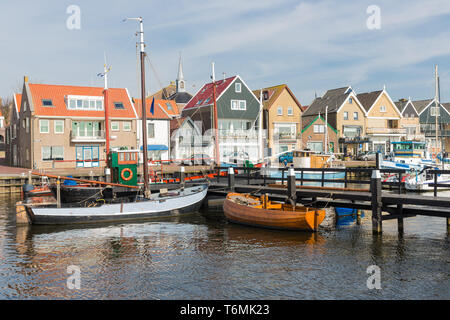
top-left (176, 54), bottom-right (186, 93)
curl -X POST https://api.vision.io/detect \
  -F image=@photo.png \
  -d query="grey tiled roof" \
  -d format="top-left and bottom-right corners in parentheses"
top-left (302, 86), bottom-right (351, 117)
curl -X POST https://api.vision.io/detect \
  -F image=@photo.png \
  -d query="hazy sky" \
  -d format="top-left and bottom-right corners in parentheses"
top-left (1, 0), bottom-right (450, 105)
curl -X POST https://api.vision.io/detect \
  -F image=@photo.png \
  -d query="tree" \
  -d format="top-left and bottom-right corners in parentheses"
top-left (0, 97), bottom-right (12, 126)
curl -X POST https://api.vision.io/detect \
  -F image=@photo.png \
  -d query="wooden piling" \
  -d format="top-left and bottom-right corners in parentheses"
top-left (228, 167), bottom-right (235, 191)
top-left (287, 167), bottom-right (297, 205)
top-left (56, 177), bottom-right (61, 208)
top-left (371, 169), bottom-right (382, 234)
top-left (180, 166), bottom-right (185, 188)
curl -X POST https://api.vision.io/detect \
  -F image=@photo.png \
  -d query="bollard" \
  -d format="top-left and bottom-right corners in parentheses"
top-left (356, 210), bottom-right (362, 225)
top-left (287, 167), bottom-right (297, 206)
top-left (180, 166), bottom-right (185, 188)
top-left (228, 167), bottom-right (235, 192)
top-left (371, 169), bottom-right (382, 234)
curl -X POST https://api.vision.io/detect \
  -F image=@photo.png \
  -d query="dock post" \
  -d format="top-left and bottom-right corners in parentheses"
top-left (56, 177), bottom-right (61, 208)
top-left (105, 167), bottom-right (111, 183)
top-left (262, 164), bottom-right (267, 186)
top-left (371, 169), bottom-right (382, 234)
top-left (180, 166), bottom-right (185, 188)
top-left (228, 167), bottom-right (235, 192)
top-left (287, 167), bottom-right (297, 206)
top-left (434, 172), bottom-right (438, 197)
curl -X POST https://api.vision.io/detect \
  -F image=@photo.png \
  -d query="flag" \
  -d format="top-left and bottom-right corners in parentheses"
top-left (150, 97), bottom-right (155, 115)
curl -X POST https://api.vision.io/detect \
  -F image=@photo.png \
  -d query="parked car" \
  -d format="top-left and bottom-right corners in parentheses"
top-left (183, 154), bottom-right (213, 166)
top-left (225, 151), bottom-right (249, 163)
top-left (357, 151), bottom-right (378, 161)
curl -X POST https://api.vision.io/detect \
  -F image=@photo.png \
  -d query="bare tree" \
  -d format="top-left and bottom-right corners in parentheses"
top-left (0, 97), bottom-right (12, 126)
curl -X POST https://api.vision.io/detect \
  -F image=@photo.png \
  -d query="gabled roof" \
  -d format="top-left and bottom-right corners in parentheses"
top-left (356, 90), bottom-right (383, 112)
top-left (395, 99), bottom-right (419, 116)
top-left (442, 102), bottom-right (450, 114)
top-left (13, 93), bottom-right (22, 113)
top-left (167, 91), bottom-right (193, 104)
top-left (301, 114), bottom-right (337, 133)
top-left (133, 98), bottom-right (179, 119)
top-left (303, 86), bottom-right (357, 117)
top-left (183, 76), bottom-right (237, 110)
top-left (27, 83), bottom-right (137, 118)
top-left (252, 84), bottom-right (302, 111)
top-left (148, 84), bottom-right (177, 100)
top-left (412, 99), bottom-right (434, 114)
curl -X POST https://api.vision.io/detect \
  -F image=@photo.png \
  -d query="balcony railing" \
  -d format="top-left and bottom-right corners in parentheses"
top-left (218, 130), bottom-right (257, 138)
top-left (70, 130), bottom-right (106, 141)
top-left (338, 136), bottom-right (370, 144)
top-left (366, 127), bottom-right (406, 135)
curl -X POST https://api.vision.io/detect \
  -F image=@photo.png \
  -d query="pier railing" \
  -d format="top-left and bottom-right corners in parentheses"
top-left (426, 169), bottom-right (450, 196)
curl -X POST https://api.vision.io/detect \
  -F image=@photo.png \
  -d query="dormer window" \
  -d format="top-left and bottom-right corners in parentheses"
top-left (42, 99), bottom-right (53, 107)
top-left (263, 91), bottom-right (269, 100)
top-left (114, 102), bottom-right (125, 109)
top-left (235, 82), bottom-right (241, 93)
top-left (165, 102), bottom-right (173, 111)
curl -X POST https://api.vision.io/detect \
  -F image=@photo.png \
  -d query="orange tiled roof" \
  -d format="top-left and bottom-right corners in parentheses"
top-left (14, 93), bottom-right (22, 113)
top-left (133, 98), bottom-right (179, 119)
top-left (28, 83), bottom-right (137, 118)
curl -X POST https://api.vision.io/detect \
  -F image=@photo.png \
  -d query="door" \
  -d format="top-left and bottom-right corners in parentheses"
top-left (84, 147), bottom-right (92, 167)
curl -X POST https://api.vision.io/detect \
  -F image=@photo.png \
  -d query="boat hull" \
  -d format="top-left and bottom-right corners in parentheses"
top-left (27, 185), bottom-right (208, 225)
top-left (223, 196), bottom-right (325, 232)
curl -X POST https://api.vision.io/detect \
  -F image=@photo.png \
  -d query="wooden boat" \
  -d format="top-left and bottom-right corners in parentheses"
top-left (21, 184), bottom-right (208, 225)
top-left (223, 193), bottom-right (325, 231)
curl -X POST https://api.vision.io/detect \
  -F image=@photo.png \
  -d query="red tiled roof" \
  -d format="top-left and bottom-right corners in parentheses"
top-left (14, 93), bottom-right (22, 113)
top-left (183, 76), bottom-right (237, 110)
top-left (28, 83), bottom-right (137, 118)
top-left (133, 98), bottom-right (179, 119)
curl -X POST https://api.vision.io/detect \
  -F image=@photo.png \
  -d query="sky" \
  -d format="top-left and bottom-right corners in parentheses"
top-left (1, 0), bottom-right (450, 105)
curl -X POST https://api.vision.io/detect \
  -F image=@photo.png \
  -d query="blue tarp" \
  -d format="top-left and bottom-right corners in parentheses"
top-left (140, 145), bottom-right (168, 151)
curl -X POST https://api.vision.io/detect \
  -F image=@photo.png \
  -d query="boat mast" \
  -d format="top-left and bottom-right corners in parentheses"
top-left (103, 63), bottom-right (111, 162)
top-left (435, 65), bottom-right (439, 161)
top-left (126, 17), bottom-right (150, 196)
top-left (258, 89), bottom-right (264, 162)
top-left (211, 62), bottom-right (220, 166)
top-left (324, 105), bottom-right (328, 154)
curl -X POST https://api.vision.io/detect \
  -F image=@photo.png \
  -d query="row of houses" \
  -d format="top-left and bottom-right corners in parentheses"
top-left (2, 61), bottom-right (449, 169)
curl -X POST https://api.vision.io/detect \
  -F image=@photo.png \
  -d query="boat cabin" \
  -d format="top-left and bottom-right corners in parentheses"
top-left (292, 150), bottom-right (333, 168)
top-left (108, 150), bottom-right (139, 186)
top-left (392, 141), bottom-right (426, 158)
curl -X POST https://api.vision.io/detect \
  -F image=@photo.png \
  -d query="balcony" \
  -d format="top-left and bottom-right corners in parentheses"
top-left (219, 130), bottom-right (257, 138)
top-left (70, 130), bottom-right (106, 142)
top-left (338, 136), bottom-right (370, 144)
top-left (366, 127), bottom-right (406, 135)
top-left (272, 132), bottom-right (300, 142)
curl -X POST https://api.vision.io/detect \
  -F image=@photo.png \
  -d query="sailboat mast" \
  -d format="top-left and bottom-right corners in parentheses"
top-left (324, 106), bottom-right (328, 154)
top-left (435, 65), bottom-right (439, 158)
top-left (103, 63), bottom-right (110, 163)
top-left (211, 62), bottom-right (220, 166)
top-left (258, 89), bottom-right (264, 162)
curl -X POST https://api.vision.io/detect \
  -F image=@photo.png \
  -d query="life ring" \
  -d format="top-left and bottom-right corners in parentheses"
top-left (121, 168), bottom-right (133, 181)
top-left (432, 153), bottom-right (437, 159)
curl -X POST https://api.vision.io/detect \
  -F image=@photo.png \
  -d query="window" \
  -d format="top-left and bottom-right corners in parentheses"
top-left (165, 102), bottom-right (173, 111)
top-left (54, 120), bottom-right (64, 134)
top-left (147, 123), bottom-right (155, 138)
top-left (239, 100), bottom-right (246, 110)
top-left (26, 118), bottom-right (29, 133)
top-left (111, 122), bottom-right (119, 131)
top-left (353, 112), bottom-right (358, 120)
top-left (235, 82), bottom-right (241, 93)
top-left (123, 121), bottom-right (131, 131)
top-left (42, 99), bottom-right (53, 107)
top-left (287, 106), bottom-right (293, 116)
top-left (313, 124), bottom-right (325, 133)
top-left (39, 120), bottom-right (49, 133)
top-left (22, 119), bottom-right (26, 128)
top-left (114, 102), bottom-right (125, 109)
top-left (42, 146), bottom-right (64, 161)
top-left (343, 111), bottom-right (349, 120)
top-left (431, 106), bottom-right (440, 116)
top-left (349, 98), bottom-right (353, 104)
top-left (380, 105), bottom-right (386, 113)
top-left (66, 95), bottom-right (103, 111)
top-left (277, 106), bottom-right (283, 115)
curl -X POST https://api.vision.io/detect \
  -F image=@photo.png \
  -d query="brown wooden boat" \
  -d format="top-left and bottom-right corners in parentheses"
top-left (223, 193), bottom-right (326, 232)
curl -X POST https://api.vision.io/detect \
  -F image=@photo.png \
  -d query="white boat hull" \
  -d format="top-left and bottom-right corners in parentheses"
top-left (27, 185), bottom-right (208, 225)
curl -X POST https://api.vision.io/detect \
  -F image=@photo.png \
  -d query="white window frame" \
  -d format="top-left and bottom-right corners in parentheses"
top-left (239, 100), bottom-right (246, 110)
top-left (287, 106), bottom-right (293, 116)
top-left (123, 121), bottom-right (132, 132)
top-left (111, 121), bottom-right (120, 131)
top-left (231, 100), bottom-right (239, 110)
top-left (353, 112), bottom-right (358, 120)
top-left (277, 106), bottom-right (283, 116)
top-left (380, 105), bottom-right (386, 113)
top-left (235, 82), bottom-right (241, 93)
top-left (343, 111), bottom-right (349, 120)
top-left (67, 95), bottom-right (104, 111)
top-left (313, 124), bottom-right (325, 133)
top-left (39, 120), bottom-right (49, 133)
top-left (431, 106), bottom-right (440, 116)
top-left (54, 120), bottom-right (64, 134)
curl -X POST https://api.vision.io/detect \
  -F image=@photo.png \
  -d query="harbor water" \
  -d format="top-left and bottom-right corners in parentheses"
top-left (0, 191), bottom-right (448, 300)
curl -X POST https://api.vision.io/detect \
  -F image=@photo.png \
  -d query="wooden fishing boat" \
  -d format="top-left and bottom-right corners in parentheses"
top-left (223, 193), bottom-right (325, 231)
top-left (20, 184), bottom-right (208, 225)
